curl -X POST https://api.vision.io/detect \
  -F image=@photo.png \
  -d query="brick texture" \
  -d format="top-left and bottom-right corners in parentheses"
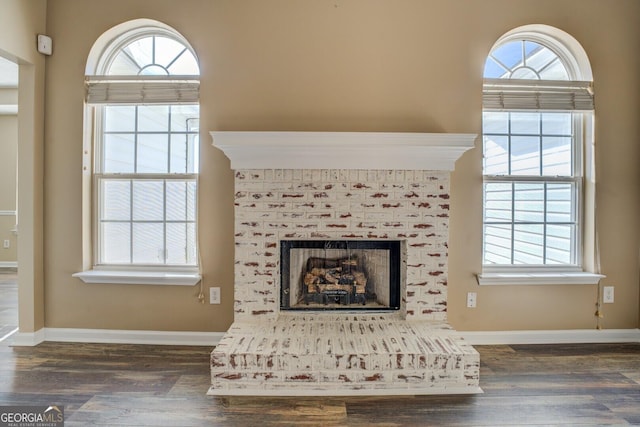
top-left (209, 168), bottom-right (481, 396)
top-left (233, 169), bottom-right (451, 322)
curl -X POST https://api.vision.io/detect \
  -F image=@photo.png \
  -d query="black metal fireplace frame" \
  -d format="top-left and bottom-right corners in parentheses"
top-left (280, 240), bottom-right (401, 311)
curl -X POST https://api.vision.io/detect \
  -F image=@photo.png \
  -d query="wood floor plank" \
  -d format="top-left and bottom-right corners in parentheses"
top-left (0, 340), bottom-right (637, 425)
top-left (0, 277), bottom-right (638, 426)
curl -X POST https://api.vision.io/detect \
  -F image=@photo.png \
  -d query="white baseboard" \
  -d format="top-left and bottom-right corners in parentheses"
top-left (9, 327), bottom-right (640, 347)
top-left (11, 328), bottom-right (225, 347)
top-left (460, 328), bottom-right (640, 345)
top-left (11, 329), bottom-right (46, 346)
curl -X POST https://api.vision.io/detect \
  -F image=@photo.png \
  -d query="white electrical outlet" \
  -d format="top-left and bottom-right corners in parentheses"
top-left (210, 287), bottom-right (221, 304)
top-left (603, 286), bottom-right (614, 304)
top-left (466, 292), bottom-right (477, 308)
top-left (3, 240), bottom-right (9, 249)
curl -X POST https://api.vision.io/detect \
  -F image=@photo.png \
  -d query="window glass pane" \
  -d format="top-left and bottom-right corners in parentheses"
top-left (166, 181), bottom-right (187, 221)
top-left (132, 222), bottom-right (164, 264)
top-left (483, 57), bottom-right (506, 79)
top-left (167, 52), bottom-right (199, 75)
top-left (103, 134), bottom-right (135, 173)
top-left (186, 223), bottom-right (197, 264)
top-left (539, 58), bottom-right (570, 80)
top-left (510, 136), bottom-right (540, 175)
top-left (137, 134), bottom-right (169, 173)
top-left (139, 65), bottom-right (168, 76)
top-left (169, 135), bottom-right (188, 173)
top-left (189, 134), bottom-right (199, 174)
top-left (542, 136), bottom-right (572, 176)
top-left (186, 181), bottom-right (197, 221)
top-left (104, 106), bottom-right (136, 131)
top-left (546, 224), bottom-right (573, 264)
top-left (483, 135), bottom-right (509, 175)
top-left (138, 105), bottom-right (169, 132)
top-left (513, 224), bottom-right (544, 264)
top-left (526, 46), bottom-right (559, 76)
top-left (154, 37), bottom-right (187, 70)
top-left (542, 113), bottom-right (571, 135)
top-left (101, 180), bottom-right (130, 220)
top-left (546, 183), bottom-right (574, 222)
top-left (514, 182), bottom-right (544, 223)
top-left (511, 112), bottom-right (540, 134)
top-left (484, 182), bottom-right (512, 222)
top-left (483, 224), bottom-right (512, 264)
top-left (170, 106), bottom-right (199, 131)
top-left (491, 42), bottom-right (523, 72)
top-left (166, 223), bottom-right (187, 264)
top-left (484, 40), bottom-right (569, 81)
top-left (483, 112), bottom-right (509, 134)
top-left (101, 222), bottom-right (130, 264)
top-left (121, 37), bottom-right (153, 73)
top-left (108, 52), bottom-right (141, 75)
top-left (510, 68), bottom-right (538, 79)
top-left (132, 181), bottom-right (164, 221)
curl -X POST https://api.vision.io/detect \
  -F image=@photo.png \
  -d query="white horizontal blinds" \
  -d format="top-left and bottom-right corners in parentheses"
top-left (483, 79), bottom-right (594, 111)
top-left (85, 76), bottom-right (199, 104)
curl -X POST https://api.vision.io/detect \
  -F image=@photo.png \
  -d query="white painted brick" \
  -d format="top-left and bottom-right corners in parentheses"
top-left (231, 169), bottom-right (454, 322)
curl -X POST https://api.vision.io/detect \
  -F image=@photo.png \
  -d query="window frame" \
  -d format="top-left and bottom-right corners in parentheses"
top-left (482, 111), bottom-right (584, 272)
top-left (74, 21), bottom-right (201, 285)
top-left (478, 26), bottom-right (603, 286)
top-left (92, 112), bottom-right (200, 269)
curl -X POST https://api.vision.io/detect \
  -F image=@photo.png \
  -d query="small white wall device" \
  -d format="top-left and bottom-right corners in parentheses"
top-left (37, 34), bottom-right (53, 56)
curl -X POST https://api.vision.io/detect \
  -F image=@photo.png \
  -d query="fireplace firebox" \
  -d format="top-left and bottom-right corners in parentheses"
top-left (280, 240), bottom-right (401, 311)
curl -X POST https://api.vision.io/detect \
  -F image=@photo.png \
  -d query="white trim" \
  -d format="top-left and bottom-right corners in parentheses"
top-left (10, 327), bottom-right (639, 347)
top-left (490, 25), bottom-right (593, 81)
top-left (0, 210), bottom-right (16, 216)
top-left (476, 271), bottom-right (604, 286)
top-left (461, 329), bottom-right (640, 345)
top-left (0, 262), bottom-right (18, 268)
top-left (207, 386), bottom-right (484, 397)
top-left (211, 131), bottom-right (477, 171)
top-left (72, 269), bottom-right (201, 286)
top-left (11, 328), bottom-right (223, 347)
top-left (11, 329), bottom-right (46, 346)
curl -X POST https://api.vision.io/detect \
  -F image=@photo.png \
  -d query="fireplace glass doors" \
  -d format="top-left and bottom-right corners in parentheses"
top-left (280, 240), bottom-right (401, 311)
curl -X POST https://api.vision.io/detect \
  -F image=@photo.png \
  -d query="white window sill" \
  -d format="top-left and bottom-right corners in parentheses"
top-left (476, 272), bottom-right (605, 286)
top-left (72, 270), bottom-right (202, 286)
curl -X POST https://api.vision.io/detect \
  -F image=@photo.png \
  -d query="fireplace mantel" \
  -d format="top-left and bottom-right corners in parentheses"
top-left (211, 131), bottom-right (476, 170)
top-left (208, 130), bottom-right (482, 396)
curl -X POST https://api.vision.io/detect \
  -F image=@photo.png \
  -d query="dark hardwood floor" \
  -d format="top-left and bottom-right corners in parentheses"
top-left (1, 273), bottom-right (639, 425)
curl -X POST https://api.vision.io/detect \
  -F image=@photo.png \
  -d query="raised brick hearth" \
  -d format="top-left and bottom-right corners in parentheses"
top-left (208, 131), bottom-right (480, 396)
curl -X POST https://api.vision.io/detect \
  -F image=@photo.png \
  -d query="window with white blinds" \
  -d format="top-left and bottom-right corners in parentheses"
top-left (482, 37), bottom-right (594, 269)
top-left (86, 29), bottom-right (200, 269)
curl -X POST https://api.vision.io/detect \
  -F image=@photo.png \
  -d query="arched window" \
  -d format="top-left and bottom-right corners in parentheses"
top-left (480, 26), bottom-right (598, 281)
top-left (82, 21), bottom-right (200, 279)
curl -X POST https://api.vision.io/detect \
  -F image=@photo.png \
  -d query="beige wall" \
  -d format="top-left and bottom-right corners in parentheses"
top-left (43, 0), bottom-right (640, 332)
top-left (0, 114), bottom-right (18, 264)
top-left (0, 0), bottom-right (47, 333)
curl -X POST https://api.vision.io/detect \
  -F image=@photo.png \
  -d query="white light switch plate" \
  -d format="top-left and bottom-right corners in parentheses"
top-left (210, 287), bottom-right (221, 304)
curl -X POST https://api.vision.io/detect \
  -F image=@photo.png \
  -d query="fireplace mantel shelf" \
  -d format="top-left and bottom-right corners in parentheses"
top-left (211, 131), bottom-right (476, 170)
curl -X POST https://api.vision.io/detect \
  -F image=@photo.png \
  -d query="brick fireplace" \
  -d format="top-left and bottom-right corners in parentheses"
top-left (208, 131), bottom-right (481, 396)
